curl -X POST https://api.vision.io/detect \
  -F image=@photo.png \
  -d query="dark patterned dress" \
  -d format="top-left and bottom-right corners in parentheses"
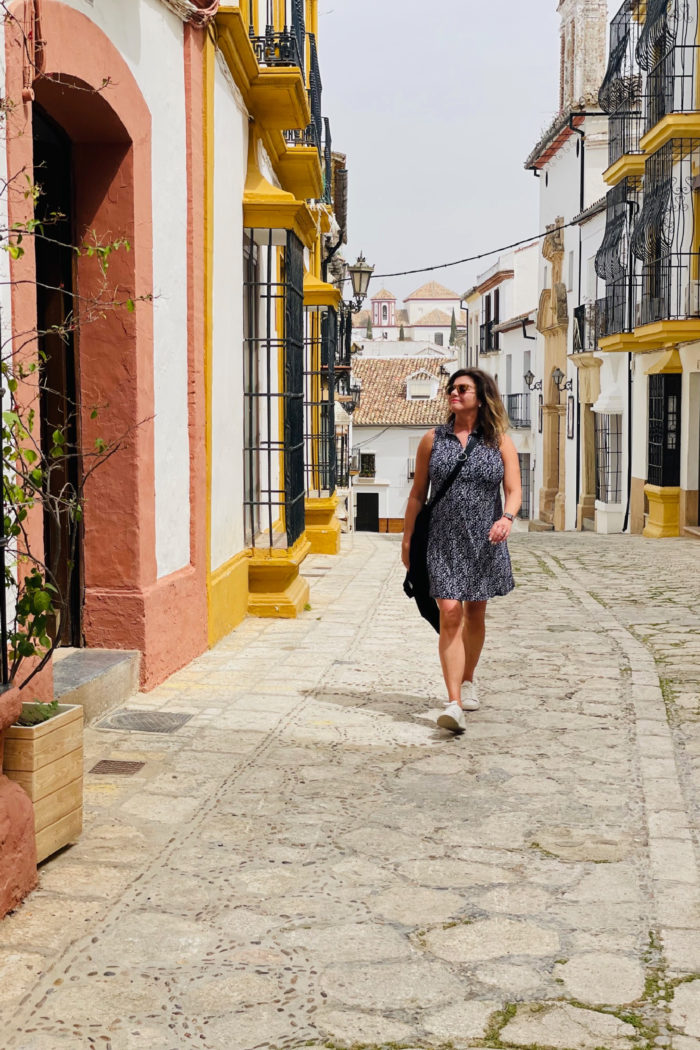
top-left (426, 421), bottom-right (515, 602)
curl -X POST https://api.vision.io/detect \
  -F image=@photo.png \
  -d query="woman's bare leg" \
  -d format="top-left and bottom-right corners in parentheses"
top-left (437, 599), bottom-right (466, 703)
top-left (462, 600), bottom-right (487, 684)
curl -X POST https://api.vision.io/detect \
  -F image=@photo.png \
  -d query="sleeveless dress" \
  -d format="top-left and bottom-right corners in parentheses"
top-left (426, 421), bottom-right (515, 602)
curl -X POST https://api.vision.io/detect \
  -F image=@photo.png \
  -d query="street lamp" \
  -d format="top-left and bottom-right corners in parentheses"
top-left (524, 370), bottom-right (542, 391)
top-left (346, 253), bottom-right (374, 312)
top-left (552, 366), bottom-right (573, 392)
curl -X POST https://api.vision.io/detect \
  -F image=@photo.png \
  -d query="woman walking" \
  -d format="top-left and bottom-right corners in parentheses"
top-left (402, 368), bottom-right (521, 734)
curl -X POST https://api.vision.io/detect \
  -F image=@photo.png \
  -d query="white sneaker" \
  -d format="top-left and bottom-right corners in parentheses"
top-left (461, 681), bottom-right (480, 711)
top-left (437, 701), bottom-right (466, 733)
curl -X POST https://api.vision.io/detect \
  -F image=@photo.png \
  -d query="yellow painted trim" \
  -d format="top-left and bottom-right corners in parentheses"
top-left (247, 534), bottom-right (312, 617)
top-left (303, 271), bottom-right (341, 308)
top-left (204, 33), bottom-right (216, 638)
top-left (216, 8), bottom-right (310, 133)
top-left (275, 140), bottom-right (324, 201)
top-left (644, 348), bottom-right (683, 374)
top-left (597, 333), bottom-right (640, 353)
top-left (640, 113), bottom-right (700, 155)
top-left (603, 153), bottom-right (646, 187)
top-left (305, 495), bottom-right (341, 555)
top-left (208, 551), bottom-right (251, 645)
top-left (643, 485), bottom-right (681, 538)
top-left (243, 133), bottom-right (317, 248)
top-left (249, 68), bottom-right (310, 131)
top-left (601, 320), bottom-right (700, 353)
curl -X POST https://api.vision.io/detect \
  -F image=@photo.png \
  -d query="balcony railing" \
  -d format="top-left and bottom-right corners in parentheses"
top-left (573, 303), bottom-right (597, 352)
top-left (479, 320), bottom-right (499, 353)
top-left (322, 116), bottom-right (332, 204)
top-left (599, 1), bottom-right (644, 167)
top-left (249, 27), bottom-right (303, 69)
top-left (283, 123), bottom-right (319, 149)
top-left (636, 0), bottom-right (699, 135)
top-left (595, 177), bottom-right (640, 338)
top-left (309, 32), bottom-right (322, 155)
top-left (631, 138), bottom-right (700, 324)
top-left (504, 393), bottom-right (531, 429)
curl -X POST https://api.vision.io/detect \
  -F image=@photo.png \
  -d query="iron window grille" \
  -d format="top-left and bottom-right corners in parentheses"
top-left (648, 372), bottom-right (681, 486)
top-left (480, 320), bottom-right (498, 352)
top-left (304, 303), bottom-right (337, 499)
top-left (243, 229), bottom-right (305, 550)
top-left (637, 0), bottom-right (698, 135)
top-left (573, 302), bottom-right (597, 351)
top-left (595, 413), bottom-right (624, 503)
top-left (600, 1), bottom-right (645, 168)
top-left (283, 124), bottom-right (319, 150)
top-left (518, 454), bottom-right (531, 519)
top-left (595, 177), bottom-right (641, 337)
top-left (335, 426), bottom-right (349, 488)
top-left (333, 307), bottom-right (352, 397)
top-left (631, 138), bottom-right (700, 325)
top-left (291, 0), bottom-right (305, 77)
top-left (505, 393), bottom-right (531, 429)
top-left (308, 33), bottom-right (323, 163)
top-left (359, 452), bottom-right (376, 478)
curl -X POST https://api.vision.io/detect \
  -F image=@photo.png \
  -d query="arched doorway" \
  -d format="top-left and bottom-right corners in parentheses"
top-left (33, 106), bottom-right (82, 645)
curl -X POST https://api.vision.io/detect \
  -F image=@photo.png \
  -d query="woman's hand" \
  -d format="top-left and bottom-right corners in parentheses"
top-left (401, 539), bottom-right (411, 570)
top-left (488, 516), bottom-right (513, 545)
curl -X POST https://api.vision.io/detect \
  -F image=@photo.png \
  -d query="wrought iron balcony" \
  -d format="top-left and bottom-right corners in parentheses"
top-left (599, 1), bottom-right (644, 168)
top-left (322, 116), bottom-right (333, 204)
top-left (479, 320), bottom-right (499, 353)
top-left (249, 27), bottom-right (303, 69)
top-left (631, 138), bottom-right (700, 324)
top-left (637, 0), bottom-right (699, 135)
top-left (504, 393), bottom-right (531, 429)
top-left (595, 177), bottom-right (640, 338)
top-left (308, 32), bottom-right (323, 155)
top-left (283, 123), bottom-right (319, 149)
top-left (573, 303), bottom-right (597, 352)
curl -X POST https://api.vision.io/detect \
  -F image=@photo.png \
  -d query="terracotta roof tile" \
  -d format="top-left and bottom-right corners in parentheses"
top-left (405, 280), bottom-right (460, 300)
top-left (411, 307), bottom-right (453, 326)
top-left (352, 356), bottom-right (452, 426)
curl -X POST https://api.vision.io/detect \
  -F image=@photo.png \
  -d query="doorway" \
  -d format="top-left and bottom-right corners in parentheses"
top-left (33, 107), bottom-right (82, 646)
top-left (355, 492), bottom-right (379, 532)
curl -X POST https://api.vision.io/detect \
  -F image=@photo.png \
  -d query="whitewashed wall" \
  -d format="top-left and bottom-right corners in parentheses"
top-left (210, 54), bottom-right (248, 569)
top-left (353, 425), bottom-right (434, 521)
top-left (58, 0), bottom-right (192, 578)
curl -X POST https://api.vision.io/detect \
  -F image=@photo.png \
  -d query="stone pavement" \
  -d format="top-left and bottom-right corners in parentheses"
top-left (1, 531), bottom-right (699, 1050)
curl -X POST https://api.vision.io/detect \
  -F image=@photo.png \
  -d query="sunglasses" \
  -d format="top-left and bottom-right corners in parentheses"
top-left (449, 384), bottom-right (477, 396)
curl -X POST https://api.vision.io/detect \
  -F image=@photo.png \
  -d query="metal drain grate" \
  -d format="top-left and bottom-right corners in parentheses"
top-left (96, 710), bottom-right (194, 734)
top-left (89, 759), bottom-right (146, 776)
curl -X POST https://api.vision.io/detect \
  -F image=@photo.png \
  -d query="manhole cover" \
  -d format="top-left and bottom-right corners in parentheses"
top-left (96, 710), bottom-right (193, 734)
top-left (89, 759), bottom-right (146, 775)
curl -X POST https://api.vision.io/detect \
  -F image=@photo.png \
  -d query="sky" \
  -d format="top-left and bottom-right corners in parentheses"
top-left (317, 0), bottom-right (593, 305)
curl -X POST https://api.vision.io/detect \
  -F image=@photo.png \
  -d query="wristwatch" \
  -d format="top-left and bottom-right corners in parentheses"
top-left (503, 512), bottom-right (515, 522)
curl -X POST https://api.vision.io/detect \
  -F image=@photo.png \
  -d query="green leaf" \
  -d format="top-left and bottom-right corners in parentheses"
top-left (126, 298), bottom-right (135, 313)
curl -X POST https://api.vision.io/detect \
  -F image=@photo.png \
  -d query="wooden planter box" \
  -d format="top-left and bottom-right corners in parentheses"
top-left (3, 704), bottom-right (83, 863)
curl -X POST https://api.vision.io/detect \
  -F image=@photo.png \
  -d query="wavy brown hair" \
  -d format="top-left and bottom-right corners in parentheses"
top-left (446, 368), bottom-right (509, 447)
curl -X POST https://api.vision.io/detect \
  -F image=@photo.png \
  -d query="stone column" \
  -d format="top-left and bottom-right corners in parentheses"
top-left (572, 355), bottom-right (602, 529)
top-left (535, 220), bottom-right (569, 530)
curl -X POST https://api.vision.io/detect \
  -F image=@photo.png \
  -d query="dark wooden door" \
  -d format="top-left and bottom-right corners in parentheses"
top-left (33, 108), bottom-right (82, 646)
top-left (355, 492), bottom-right (379, 532)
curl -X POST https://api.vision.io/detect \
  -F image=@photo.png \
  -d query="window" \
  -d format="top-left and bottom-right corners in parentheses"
top-left (359, 452), bottom-right (376, 478)
top-left (595, 413), bottom-right (623, 502)
top-left (648, 374), bottom-right (681, 486)
top-left (434, 332), bottom-right (444, 346)
top-left (243, 228), bottom-right (305, 548)
top-left (519, 454), bottom-right (531, 518)
top-left (568, 250), bottom-right (574, 292)
top-left (382, 304), bottom-right (388, 322)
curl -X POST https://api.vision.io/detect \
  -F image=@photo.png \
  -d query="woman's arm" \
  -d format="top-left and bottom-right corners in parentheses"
top-left (401, 429), bottom-right (434, 569)
top-left (488, 433), bottom-right (522, 545)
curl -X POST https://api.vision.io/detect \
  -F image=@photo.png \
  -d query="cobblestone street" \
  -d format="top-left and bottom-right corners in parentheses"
top-left (1, 531), bottom-right (699, 1050)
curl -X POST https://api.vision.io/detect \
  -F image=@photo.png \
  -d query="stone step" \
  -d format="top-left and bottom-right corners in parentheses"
top-left (52, 648), bottom-right (141, 725)
top-left (682, 525), bottom-right (700, 541)
top-left (582, 517), bottom-right (596, 531)
top-left (528, 518), bottom-right (555, 532)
